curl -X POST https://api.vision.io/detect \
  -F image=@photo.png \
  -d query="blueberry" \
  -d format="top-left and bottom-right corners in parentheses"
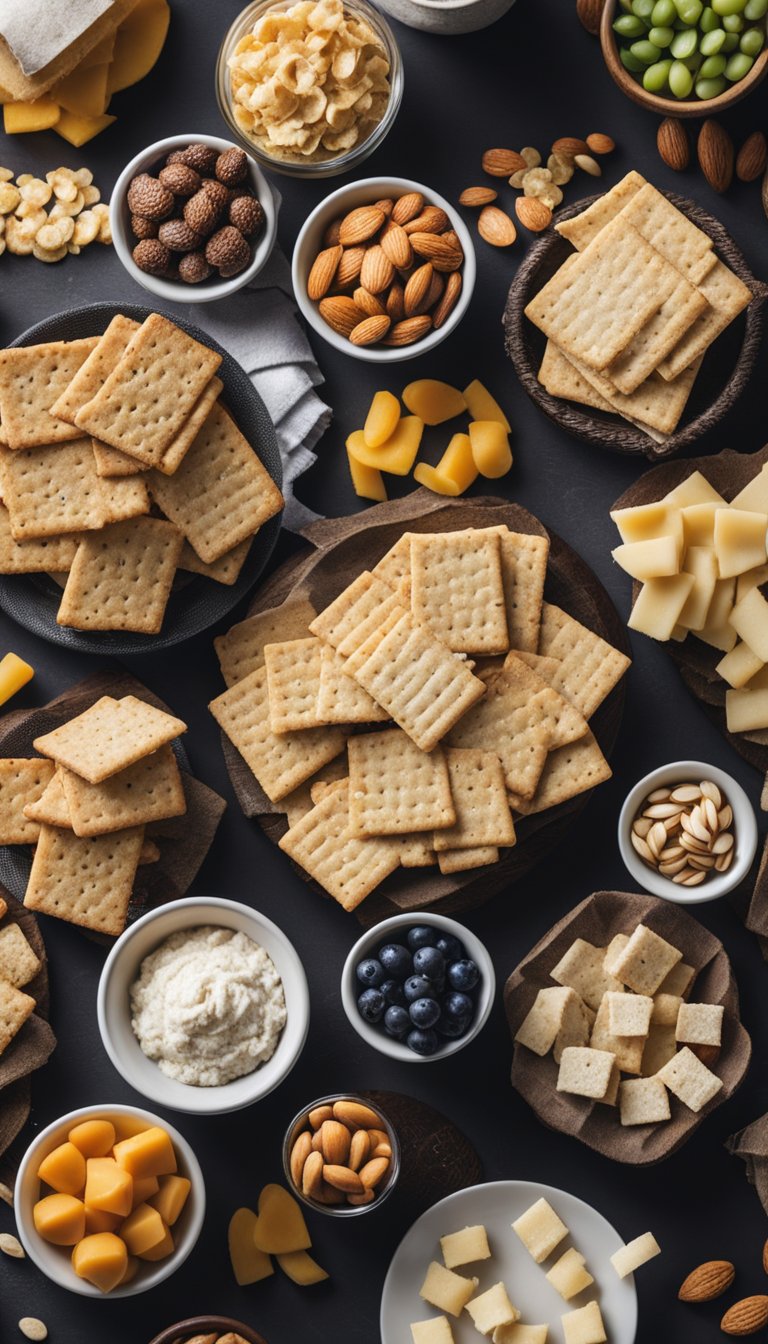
top-left (378, 942), bottom-right (412, 979)
top-left (404, 974), bottom-right (432, 1002)
top-left (436, 933), bottom-right (465, 962)
top-left (384, 1005), bottom-right (410, 1038)
top-left (448, 958), bottom-right (480, 991)
top-left (413, 946), bottom-right (445, 982)
top-left (407, 925), bottom-right (436, 952)
top-left (357, 988), bottom-right (385, 1023)
top-left (356, 957), bottom-right (385, 988)
top-left (443, 991), bottom-right (474, 1021)
top-left (409, 996), bottom-right (441, 1028)
top-left (380, 977), bottom-right (406, 1006)
top-left (436, 1012), bottom-right (470, 1038)
top-left (407, 1027), bottom-right (440, 1056)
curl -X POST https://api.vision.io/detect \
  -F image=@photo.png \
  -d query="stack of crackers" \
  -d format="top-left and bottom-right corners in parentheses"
top-left (209, 525), bottom-right (631, 912)
top-left (0, 892), bottom-right (43, 1060)
top-left (0, 312), bottom-right (283, 633)
top-left (530, 172), bottom-right (753, 443)
top-left (0, 694), bottom-right (189, 936)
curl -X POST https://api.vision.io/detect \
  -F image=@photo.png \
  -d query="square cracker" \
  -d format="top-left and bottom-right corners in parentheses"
top-left (538, 342), bottom-right (672, 444)
top-left (23, 768), bottom-right (72, 829)
top-left (34, 695), bottom-right (187, 784)
top-left (434, 747), bottom-right (516, 851)
top-left (409, 530), bottom-right (509, 654)
top-left (59, 744), bottom-right (186, 838)
top-left (0, 439), bottom-right (107, 539)
top-left (551, 938), bottom-right (623, 1013)
top-left (508, 730), bottom-right (612, 815)
top-left (309, 570), bottom-right (402, 657)
top-left (49, 315), bottom-right (140, 424)
top-left (657, 1046), bottom-right (722, 1112)
top-left (555, 170), bottom-right (647, 250)
top-left (209, 665), bottom-right (345, 804)
top-left (347, 728), bottom-right (456, 838)
top-left (281, 753), bottom-right (348, 827)
top-left (57, 516), bottom-right (183, 634)
top-left (148, 403), bottom-right (283, 563)
top-left (23, 822), bottom-right (144, 936)
top-left (0, 978), bottom-right (36, 1055)
top-left (619, 1076), bottom-right (671, 1126)
top-left (0, 758), bottom-right (55, 844)
top-left (658, 260), bottom-right (753, 382)
top-left (537, 603), bottom-right (631, 719)
top-left (590, 995), bottom-right (644, 1074)
top-left (99, 473), bottom-right (150, 525)
top-left (617, 183), bottom-right (717, 286)
top-left (74, 314), bottom-right (222, 460)
top-left (0, 501), bottom-right (77, 574)
top-left (178, 535), bottom-right (253, 587)
top-left (279, 780), bottom-right (400, 911)
top-left (264, 637), bottom-right (324, 734)
top-left (610, 923), bottom-right (682, 996)
top-left (0, 923), bottom-right (41, 988)
top-left (215, 596), bottom-right (318, 688)
top-left (92, 440), bottom-right (146, 477)
top-left (606, 276), bottom-right (708, 395)
top-left (316, 641), bottom-right (389, 725)
top-left (0, 337), bottom-right (99, 450)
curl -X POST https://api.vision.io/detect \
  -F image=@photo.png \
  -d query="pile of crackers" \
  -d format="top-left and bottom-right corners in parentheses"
top-left (0, 893), bottom-right (42, 1060)
top-left (209, 524), bottom-right (631, 912)
top-left (0, 694), bottom-right (189, 936)
top-left (0, 312), bottom-right (283, 633)
top-left (531, 172), bottom-right (753, 442)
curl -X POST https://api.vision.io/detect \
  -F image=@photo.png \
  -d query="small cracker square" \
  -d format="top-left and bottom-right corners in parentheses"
top-left (537, 604), bottom-right (631, 719)
top-left (57, 516), bottom-right (184, 634)
top-left (606, 990), bottom-right (652, 1038)
top-left (657, 1046), bottom-right (722, 1112)
top-left (24, 822), bottom-right (144, 936)
top-left (515, 986), bottom-right (582, 1057)
top-left (316, 641), bottom-right (388, 726)
top-left (263, 637), bottom-right (324, 734)
top-left (552, 991), bottom-right (593, 1065)
top-left (34, 695), bottom-right (186, 784)
top-left (49, 316), bottom-right (140, 424)
top-left (59, 744), bottom-right (186, 838)
top-left (347, 729), bottom-right (455, 838)
top-left (561, 1301), bottom-right (607, 1344)
top-left (609, 923), bottom-right (682, 996)
top-left (1, 438), bottom-right (107, 539)
top-left (658, 960), bottom-right (696, 998)
top-left (433, 747), bottom-right (515, 851)
top-left (279, 780), bottom-right (400, 911)
top-left (590, 994), bottom-right (645, 1075)
top-left (641, 1024), bottom-right (678, 1077)
top-left (178, 535), bottom-right (253, 587)
top-left (0, 337), bottom-right (99, 449)
top-left (512, 1197), bottom-right (568, 1263)
top-left (409, 530), bottom-right (509, 654)
top-left (0, 978), bottom-right (36, 1055)
top-left (651, 993), bottom-right (682, 1027)
top-left (676, 1001), bottom-right (723, 1047)
top-left (0, 923), bottom-right (41, 987)
top-left (658, 259), bottom-right (753, 382)
top-left (309, 570), bottom-right (402, 657)
top-left (509, 731), bottom-right (613, 816)
top-left (539, 340), bottom-right (617, 415)
top-left (23, 768), bottom-right (72, 829)
top-left (215, 597), bottom-right (317, 689)
top-left (606, 275), bottom-right (709, 395)
top-left (281, 754), bottom-right (349, 828)
top-left (550, 939), bottom-right (622, 1012)
top-left (0, 758), bottom-right (55, 844)
top-left (92, 440), bottom-right (146, 477)
top-left (618, 1077), bottom-right (671, 1126)
top-left (99, 473), bottom-right (150, 526)
top-left (0, 502), bottom-right (78, 574)
top-left (437, 845), bottom-right (498, 874)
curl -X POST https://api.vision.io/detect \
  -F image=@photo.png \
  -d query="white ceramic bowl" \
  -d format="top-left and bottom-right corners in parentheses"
top-left (110, 133), bottom-right (277, 304)
top-left (618, 760), bottom-right (758, 904)
top-left (373, 0), bottom-right (516, 35)
top-left (97, 897), bottom-right (310, 1114)
top-left (16, 1103), bottom-right (205, 1298)
top-left (341, 913), bottom-right (495, 1062)
top-left (292, 176), bottom-right (476, 363)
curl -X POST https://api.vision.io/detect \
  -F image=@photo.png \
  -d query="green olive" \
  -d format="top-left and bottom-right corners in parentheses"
top-left (700, 25), bottom-right (727, 49)
top-left (632, 0), bottom-right (656, 16)
top-left (669, 55), bottom-right (696, 90)
top-left (711, 0), bottom-right (747, 13)
top-left (643, 56), bottom-right (674, 85)
top-left (745, 0), bottom-right (768, 17)
top-left (695, 72), bottom-right (728, 91)
top-left (674, 0), bottom-right (704, 21)
top-left (630, 37), bottom-right (664, 59)
top-left (615, 13), bottom-right (648, 34)
top-left (649, 23), bottom-right (675, 41)
top-left (724, 48), bottom-right (755, 74)
top-left (722, 28), bottom-right (741, 43)
top-left (670, 26), bottom-right (699, 53)
top-left (652, 0), bottom-right (678, 20)
top-left (699, 5), bottom-right (720, 27)
top-left (722, 11), bottom-right (745, 26)
top-left (739, 23), bottom-right (765, 50)
top-left (699, 50), bottom-right (727, 72)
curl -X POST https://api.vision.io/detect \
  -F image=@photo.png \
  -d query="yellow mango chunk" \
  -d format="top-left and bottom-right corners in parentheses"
top-left (229, 1207), bottom-right (274, 1286)
top-left (347, 449), bottom-right (387, 503)
top-left (118, 1255), bottom-right (139, 1286)
top-left (363, 390), bottom-right (400, 448)
top-left (253, 1184), bottom-right (312, 1255)
top-left (3, 99), bottom-right (61, 134)
top-left (347, 417), bottom-right (423, 476)
top-left (402, 379), bottom-right (466, 426)
top-left (33, 1193), bottom-right (86, 1246)
top-left (108, 0), bottom-right (171, 94)
top-left (68, 1119), bottom-right (116, 1159)
top-left (84, 1157), bottom-right (133, 1217)
top-left (277, 1249), bottom-right (330, 1285)
top-left (137, 1225), bottom-right (174, 1261)
top-left (84, 1206), bottom-right (121, 1236)
top-left (37, 1142), bottom-right (87, 1196)
top-left (413, 463), bottom-right (462, 497)
top-left (54, 109), bottom-right (116, 147)
top-left (463, 379), bottom-right (511, 432)
top-left (111, 1115), bottom-right (151, 1142)
top-left (434, 432), bottom-right (478, 493)
top-left (0, 653), bottom-right (34, 707)
top-left (149, 1174), bottom-right (190, 1227)
top-left (132, 1175), bottom-right (160, 1206)
top-left (120, 1201), bottom-right (166, 1256)
top-left (468, 420), bottom-right (513, 479)
top-left (53, 63), bottom-right (110, 118)
top-left (72, 1232), bottom-right (128, 1293)
top-left (113, 1126), bottom-right (177, 1180)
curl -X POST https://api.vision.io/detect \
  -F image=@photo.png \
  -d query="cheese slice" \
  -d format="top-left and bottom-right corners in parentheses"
top-left (696, 578), bottom-right (737, 652)
top-left (729, 585), bottom-right (768, 662)
top-left (714, 508), bottom-right (768, 579)
top-left (681, 502), bottom-right (721, 549)
top-left (611, 536), bottom-right (679, 581)
top-left (678, 546), bottom-right (717, 632)
top-left (628, 574), bottom-right (695, 641)
top-left (731, 466), bottom-right (768, 514)
top-left (716, 641), bottom-right (764, 690)
top-left (736, 564), bottom-right (768, 604)
top-left (726, 684), bottom-right (768, 732)
top-left (611, 503), bottom-right (683, 559)
top-left (663, 471), bottom-right (725, 508)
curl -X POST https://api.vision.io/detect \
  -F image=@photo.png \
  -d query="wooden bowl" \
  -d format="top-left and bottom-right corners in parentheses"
top-left (148, 1316), bottom-right (267, 1344)
top-left (504, 190), bottom-right (768, 461)
top-left (600, 0), bottom-right (768, 118)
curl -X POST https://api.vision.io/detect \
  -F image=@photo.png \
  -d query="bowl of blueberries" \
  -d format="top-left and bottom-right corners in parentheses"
top-left (341, 913), bottom-right (495, 1061)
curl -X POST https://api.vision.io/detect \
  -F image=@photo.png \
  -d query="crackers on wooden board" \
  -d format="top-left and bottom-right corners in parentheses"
top-left (210, 524), bottom-right (631, 912)
top-left (0, 312), bottom-right (284, 634)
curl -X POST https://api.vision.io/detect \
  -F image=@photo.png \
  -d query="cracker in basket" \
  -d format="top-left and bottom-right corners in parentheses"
top-left (560, 348), bottom-right (702, 437)
top-left (57, 516), bottom-right (183, 634)
top-left (316, 641), bottom-right (389, 725)
top-left (537, 603), bottom-right (631, 719)
top-left (0, 439), bottom-right (107, 538)
top-left (0, 337), bottom-right (99, 450)
top-left (409, 530), bottom-right (509, 654)
top-left (0, 923), bottom-right (41, 988)
top-left (99, 473), bottom-right (150, 525)
top-left (0, 978), bottom-right (36, 1055)
top-left (607, 277), bottom-right (708, 396)
top-left (347, 728), bottom-right (456, 838)
top-left (437, 846), bottom-right (499, 874)
top-left (498, 530), bottom-right (550, 654)
top-left (657, 260), bottom-right (753, 382)
top-left (23, 768), bottom-right (72, 829)
top-left (554, 170), bottom-right (647, 250)
top-left (49, 315), bottom-right (140, 424)
top-left (24, 822), bottom-right (145, 936)
top-left (264, 637), bottom-right (324, 734)
top-left (433, 747), bottom-right (516, 852)
top-left (539, 341), bottom-right (617, 413)
top-left (0, 502), bottom-right (78, 574)
top-left (59, 744), bottom-right (186, 838)
top-left (34, 695), bottom-right (187, 784)
top-left (155, 376), bottom-right (223, 475)
top-left (214, 596), bottom-right (318, 688)
top-left (308, 570), bottom-right (402, 657)
top-left (278, 780), bottom-right (400, 911)
top-left (371, 532), bottom-right (415, 602)
top-left (617, 183), bottom-right (717, 286)
top-left (281, 753), bottom-right (348, 827)
top-left (148, 404), bottom-right (283, 563)
top-left (178, 535), bottom-right (253, 587)
top-left (508, 730), bottom-right (612, 815)
top-left (0, 758), bottom-right (55, 844)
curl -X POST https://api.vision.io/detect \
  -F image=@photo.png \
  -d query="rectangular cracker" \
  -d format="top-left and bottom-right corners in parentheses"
top-left (0, 978), bottom-right (35, 1055)
top-left (281, 753), bottom-right (348, 827)
top-left (409, 530), bottom-right (509, 654)
top-left (0, 337), bottom-right (99, 449)
top-left (559, 347), bottom-right (702, 437)
top-left (0, 758), bottom-right (55, 844)
top-left (23, 822), bottom-right (144, 936)
top-left (617, 183), bottom-right (717, 286)
top-left (59, 745), bottom-right (186, 838)
top-left (74, 314), bottom-right (222, 460)
top-left (347, 729), bottom-right (456, 838)
top-left (537, 603), bottom-right (631, 719)
top-left (316, 641), bottom-right (389, 725)
top-left (538, 341), bottom-right (672, 443)
top-left (509, 731), bottom-right (612, 815)
top-left (34, 695), bottom-right (186, 784)
top-left (606, 277), bottom-right (708, 395)
top-left (23, 768), bottom-right (72, 829)
top-left (590, 995), bottom-right (644, 1074)
top-left (278, 780), bottom-right (400, 911)
top-left (178, 535), bottom-right (253, 587)
top-left (209, 665), bottom-right (345, 804)
top-left (437, 846), bottom-right (499, 874)
top-left (1, 439), bottom-right (107, 539)
top-left (555, 170), bottom-right (647, 250)
top-left (263, 637), bottom-right (324, 734)
top-left (148, 403), bottom-right (283, 563)
top-left (657, 260), bottom-right (753, 382)
top-left (57, 516), bottom-right (183, 634)
top-left (0, 501), bottom-right (77, 573)
top-left (433, 747), bottom-right (516, 851)
top-left (371, 532), bottom-right (415, 602)
top-left (92, 440), bottom-right (146, 477)
top-left (499, 530), bottom-right (550, 653)
top-left (0, 923), bottom-right (41, 988)
top-left (155, 376), bottom-right (223, 475)
top-left (49, 315), bottom-right (140, 424)
top-left (399, 835), bottom-right (437, 867)
top-left (214, 597), bottom-right (318, 688)
top-left (308, 570), bottom-right (402, 657)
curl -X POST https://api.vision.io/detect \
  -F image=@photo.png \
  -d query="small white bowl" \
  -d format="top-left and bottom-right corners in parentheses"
top-left (16, 1103), bottom-right (205, 1298)
top-left (292, 176), bottom-right (476, 363)
top-left (97, 897), bottom-right (310, 1114)
top-left (618, 760), bottom-right (758, 904)
top-left (341, 913), bottom-right (495, 1062)
top-left (373, 0), bottom-right (516, 35)
top-left (110, 133), bottom-right (278, 304)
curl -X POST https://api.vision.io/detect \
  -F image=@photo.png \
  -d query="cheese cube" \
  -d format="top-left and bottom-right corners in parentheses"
top-left (347, 450), bottom-right (387, 502)
top-left (148, 1174), bottom-right (191, 1227)
top-left (611, 502), bottom-right (683, 554)
top-left (84, 1157), bottom-right (133, 1217)
top-left (113, 1126), bottom-right (176, 1180)
top-left (492, 1327), bottom-right (548, 1344)
top-left (729, 586), bottom-right (768, 663)
top-left (551, 939), bottom-right (622, 1012)
top-left (33, 1192), bottom-right (86, 1246)
top-left (657, 1047), bottom-right (722, 1112)
top-left (640, 1025), bottom-right (677, 1077)
top-left (512, 1198), bottom-right (568, 1263)
top-left (696, 577), bottom-right (737, 652)
top-left (419, 1262), bottom-right (479, 1317)
top-left (716, 640), bottom-right (764, 689)
top-left (610, 1231), bottom-right (661, 1279)
top-left (465, 1282), bottom-right (520, 1335)
top-left (606, 991), bottom-right (652, 1037)
top-left (557, 1047), bottom-right (616, 1100)
top-left (411, 1319), bottom-right (455, 1344)
top-left (120, 1202), bottom-right (166, 1257)
top-left (678, 546), bottom-right (717, 632)
top-left (611, 536), bottom-right (679, 580)
top-left (651, 993), bottom-right (682, 1027)
top-left (561, 1302), bottom-right (607, 1344)
top-left (0, 652), bottom-right (34, 707)
top-left (546, 1248), bottom-right (594, 1301)
top-left (610, 924), bottom-right (682, 996)
top-left (440, 1224), bottom-right (491, 1269)
top-left (136, 1225), bottom-right (173, 1261)
top-left (714, 508), bottom-right (768, 579)
top-left (619, 1077), bottom-right (671, 1126)
top-left (628, 574), bottom-right (695, 642)
top-left (662, 471), bottom-right (724, 508)
top-left (731, 466), bottom-right (768, 514)
top-left (68, 1119), bottom-right (116, 1159)
top-left (681, 502), bottom-right (721, 548)
top-left (464, 380), bottom-right (511, 432)
top-left (37, 1142), bottom-right (86, 1196)
top-left (71, 1231), bottom-right (128, 1293)
top-left (590, 996), bottom-right (644, 1075)
top-left (675, 1002), bottom-right (724, 1048)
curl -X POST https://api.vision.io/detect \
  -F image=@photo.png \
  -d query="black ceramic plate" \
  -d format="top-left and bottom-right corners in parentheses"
top-left (0, 303), bottom-right (283, 654)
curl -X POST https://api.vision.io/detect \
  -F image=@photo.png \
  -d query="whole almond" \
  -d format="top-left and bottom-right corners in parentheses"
top-left (306, 244), bottom-right (342, 300)
top-left (459, 187), bottom-right (498, 207)
top-left (322, 216), bottom-right (342, 247)
top-left (482, 148), bottom-right (526, 177)
top-left (348, 1129), bottom-right (371, 1171)
top-left (577, 0), bottom-right (606, 34)
top-left (308, 1104), bottom-right (333, 1129)
top-left (721, 1296), bottom-right (768, 1336)
top-left (315, 1181), bottom-right (345, 1206)
top-left (574, 153), bottom-right (602, 176)
top-left (302, 1149), bottom-right (324, 1199)
top-left (657, 117), bottom-right (689, 172)
top-left (323, 1164), bottom-right (364, 1195)
top-left (311, 1128), bottom-right (323, 1151)
top-left (386, 280), bottom-right (405, 322)
top-left (320, 1119), bottom-right (351, 1165)
top-left (391, 191), bottom-right (423, 225)
top-left (678, 1260), bottom-right (735, 1302)
top-left (336, 245), bottom-right (365, 288)
top-left (698, 118), bottom-right (734, 193)
top-left (515, 196), bottom-right (553, 232)
top-left (383, 315), bottom-right (432, 346)
top-left (421, 270), bottom-right (445, 313)
top-left (349, 314), bottom-right (391, 346)
top-left (373, 197), bottom-right (394, 217)
top-left (409, 231), bottom-right (463, 270)
top-left (380, 221), bottom-right (412, 269)
top-left (403, 205), bottom-right (450, 236)
top-left (333, 1100), bottom-right (386, 1129)
top-left (371, 1141), bottom-right (393, 1158)
top-left (290, 1131), bottom-right (313, 1187)
top-left (404, 262), bottom-right (433, 315)
top-left (347, 1188), bottom-right (375, 1206)
top-left (360, 244), bottom-right (394, 293)
top-left (339, 205), bottom-right (386, 245)
top-left (319, 295), bottom-right (363, 337)
top-left (432, 271), bottom-right (462, 329)
top-left (586, 132), bottom-right (615, 155)
top-left (354, 285), bottom-right (386, 317)
top-left (478, 205), bottom-right (517, 247)
top-left (358, 1156), bottom-right (390, 1189)
top-left (552, 136), bottom-right (589, 158)
top-left (736, 131), bottom-right (767, 183)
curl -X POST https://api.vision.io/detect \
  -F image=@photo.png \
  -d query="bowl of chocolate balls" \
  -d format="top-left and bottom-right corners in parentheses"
top-left (111, 132), bottom-right (277, 303)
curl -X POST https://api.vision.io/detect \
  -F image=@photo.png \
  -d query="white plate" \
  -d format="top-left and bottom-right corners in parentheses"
top-left (381, 1180), bottom-right (637, 1343)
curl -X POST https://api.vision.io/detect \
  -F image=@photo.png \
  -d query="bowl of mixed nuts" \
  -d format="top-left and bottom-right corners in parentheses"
top-left (282, 1094), bottom-right (400, 1216)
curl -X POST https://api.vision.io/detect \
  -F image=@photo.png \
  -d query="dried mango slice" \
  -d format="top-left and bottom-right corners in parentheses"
top-left (277, 1249), bottom-right (330, 1285)
top-left (229, 1207), bottom-right (274, 1285)
top-left (363, 390), bottom-right (400, 448)
top-left (253, 1184), bottom-right (311, 1255)
top-left (4, 100), bottom-right (61, 134)
top-left (402, 379), bottom-right (466, 425)
top-left (463, 378), bottom-right (511, 431)
top-left (413, 462), bottom-right (462, 497)
top-left (347, 448), bottom-right (387, 502)
top-left (346, 417), bottom-right (423, 475)
top-left (468, 419), bottom-right (513, 479)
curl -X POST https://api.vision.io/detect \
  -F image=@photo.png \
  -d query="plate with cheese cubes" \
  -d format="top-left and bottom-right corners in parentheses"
top-left (381, 1178), bottom-right (643, 1344)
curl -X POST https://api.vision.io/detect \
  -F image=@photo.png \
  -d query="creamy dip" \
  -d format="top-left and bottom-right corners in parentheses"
top-left (130, 925), bottom-right (287, 1087)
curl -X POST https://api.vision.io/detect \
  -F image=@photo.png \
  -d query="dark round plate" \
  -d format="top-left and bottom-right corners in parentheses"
top-left (0, 302), bottom-right (283, 655)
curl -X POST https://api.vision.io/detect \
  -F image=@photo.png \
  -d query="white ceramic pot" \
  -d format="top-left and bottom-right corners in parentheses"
top-left (372, 0), bottom-right (517, 36)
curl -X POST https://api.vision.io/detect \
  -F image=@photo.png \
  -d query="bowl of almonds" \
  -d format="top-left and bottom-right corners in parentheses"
top-left (292, 176), bottom-right (475, 360)
top-left (618, 760), bottom-right (757, 903)
top-left (283, 1094), bottom-right (400, 1216)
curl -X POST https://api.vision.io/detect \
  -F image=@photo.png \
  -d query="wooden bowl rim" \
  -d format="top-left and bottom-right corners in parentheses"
top-left (147, 1317), bottom-right (268, 1344)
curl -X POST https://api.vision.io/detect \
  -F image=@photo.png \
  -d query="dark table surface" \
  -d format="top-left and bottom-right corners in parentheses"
top-left (1, 2), bottom-right (768, 1341)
